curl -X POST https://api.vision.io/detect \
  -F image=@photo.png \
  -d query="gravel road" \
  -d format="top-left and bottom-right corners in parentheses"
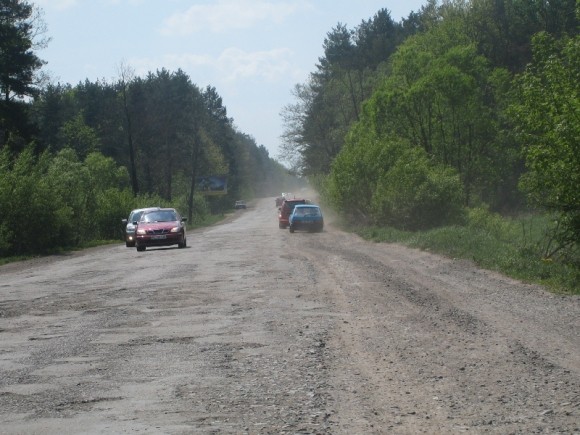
top-left (1, 197), bottom-right (579, 434)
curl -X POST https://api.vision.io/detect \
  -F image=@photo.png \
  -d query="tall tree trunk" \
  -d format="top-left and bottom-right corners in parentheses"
top-left (122, 91), bottom-right (139, 196)
top-left (118, 64), bottom-right (139, 196)
top-left (188, 133), bottom-right (201, 222)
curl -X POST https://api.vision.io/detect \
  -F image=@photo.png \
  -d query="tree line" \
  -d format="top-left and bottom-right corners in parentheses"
top-left (0, 0), bottom-right (296, 257)
top-left (281, 0), bottom-right (579, 260)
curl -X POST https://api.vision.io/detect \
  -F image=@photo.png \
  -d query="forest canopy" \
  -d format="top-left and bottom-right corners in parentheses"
top-left (281, 0), bottom-right (579, 255)
top-left (0, 0), bottom-right (296, 257)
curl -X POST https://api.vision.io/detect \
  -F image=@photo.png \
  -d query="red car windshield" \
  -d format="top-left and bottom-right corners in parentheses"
top-left (142, 211), bottom-right (178, 223)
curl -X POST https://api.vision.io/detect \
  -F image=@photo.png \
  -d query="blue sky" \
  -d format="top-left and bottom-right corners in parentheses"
top-left (33, 0), bottom-right (426, 161)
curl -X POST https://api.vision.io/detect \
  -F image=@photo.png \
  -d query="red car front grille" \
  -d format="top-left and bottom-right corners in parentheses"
top-left (146, 228), bottom-right (170, 235)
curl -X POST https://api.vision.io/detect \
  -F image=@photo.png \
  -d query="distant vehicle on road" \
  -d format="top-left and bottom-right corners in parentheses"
top-left (235, 200), bottom-right (247, 209)
top-left (278, 198), bottom-right (307, 229)
top-left (289, 204), bottom-right (324, 233)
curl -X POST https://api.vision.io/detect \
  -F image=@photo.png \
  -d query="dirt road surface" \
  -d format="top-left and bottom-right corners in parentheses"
top-left (1, 197), bottom-right (579, 434)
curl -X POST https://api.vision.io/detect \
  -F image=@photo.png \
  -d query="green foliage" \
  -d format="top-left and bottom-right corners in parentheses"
top-left (327, 122), bottom-right (465, 230)
top-left (85, 151), bottom-right (130, 192)
top-left (26, 65), bottom-right (292, 230)
top-left (371, 20), bottom-right (519, 208)
top-left (281, 10), bottom-right (410, 175)
top-left (171, 190), bottom-right (210, 225)
top-left (0, 146), bottom-right (148, 256)
top-left (59, 114), bottom-right (101, 159)
top-left (0, 147), bottom-right (63, 254)
top-left (44, 148), bottom-right (91, 244)
top-left (464, 0), bottom-right (579, 72)
top-left (0, 0), bottom-right (46, 148)
top-left (466, 206), bottom-right (509, 240)
top-left (93, 188), bottom-right (135, 240)
top-left (354, 211), bottom-right (579, 294)
top-left (372, 148), bottom-right (466, 230)
top-left (510, 31), bottom-right (580, 248)
top-left (325, 125), bottom-right (382, 217)
top-left (86, 152), bottom-right (135, 240)
top-left (284, 0), bottom-right (579, 213)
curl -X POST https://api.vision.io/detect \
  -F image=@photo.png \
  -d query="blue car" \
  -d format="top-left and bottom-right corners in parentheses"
top-left (289, 204), bottom-right (324, 233)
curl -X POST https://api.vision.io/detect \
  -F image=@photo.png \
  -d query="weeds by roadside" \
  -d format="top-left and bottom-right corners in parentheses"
top-left (348, 209), bottom-right (579, 295)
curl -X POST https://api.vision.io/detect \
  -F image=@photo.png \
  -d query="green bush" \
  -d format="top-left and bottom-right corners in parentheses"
top-left (467, 206), bottom-right (509, 240)
top-left (45, 148), bottom-right (92, 244)
top-left (372, 147), bottom-right (465, 230)
top-left (173, 192), bottom-right (210, 226)
top-left (327, 127), bottom-right (465, 230)
top-left (510, 32), bottom-right (580, 248)
top-left (0, 148), bottom-right (69, 255)
top-left (0, 147), bottom-right (159, 256)
top-left (94, 188), bottom-right (136, 240)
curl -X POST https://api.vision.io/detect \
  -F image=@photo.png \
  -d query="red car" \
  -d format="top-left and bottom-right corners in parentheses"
top-left (134, 208), bottom-right (187, 252)
top-left (278, 198), bottom-right (307, 229)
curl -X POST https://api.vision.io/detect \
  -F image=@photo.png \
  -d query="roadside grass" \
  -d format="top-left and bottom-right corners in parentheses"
top-left (190, 213), bottom-right (229, 229)
top-left (0, 255), bottom-right (31, 267)
top-left (349, 210), bottom-right (579, 295)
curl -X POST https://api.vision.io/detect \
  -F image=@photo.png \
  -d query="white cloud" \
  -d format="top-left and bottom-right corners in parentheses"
top-left (216, 47), bottom-right (295, 82)
top-left (161, 0), bottom-right (313, 35)
top-left (129, 47), bottom-right (302, 85)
